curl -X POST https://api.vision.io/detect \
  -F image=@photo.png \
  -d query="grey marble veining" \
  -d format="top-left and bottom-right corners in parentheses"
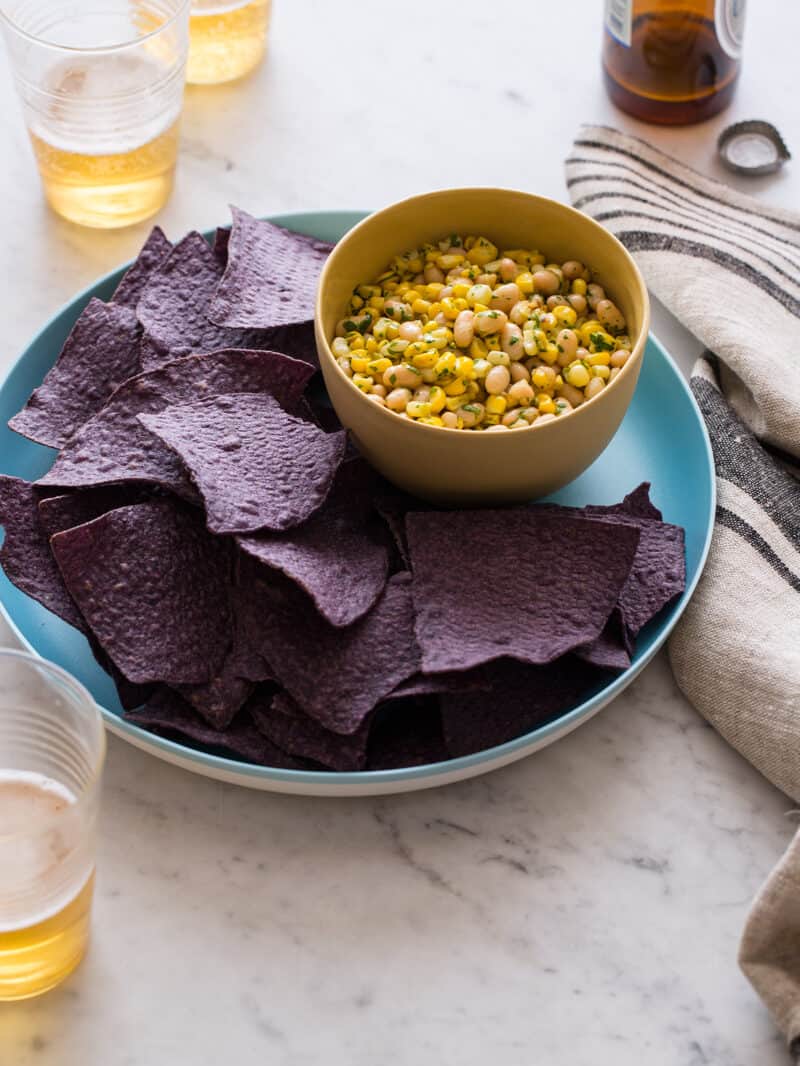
top-left (0, 1), bottom-right (798, 1062)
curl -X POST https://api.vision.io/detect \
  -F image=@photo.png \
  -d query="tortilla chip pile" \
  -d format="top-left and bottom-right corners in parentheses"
top-left (0, 211), bottom-right (686, 772)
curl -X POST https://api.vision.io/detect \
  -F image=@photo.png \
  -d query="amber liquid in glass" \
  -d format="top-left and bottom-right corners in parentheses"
top-left (603, 9), bottom-right (740, 124)
top-left (29, 121), bottom-right (180, 230)
top-left (0, 773), bottom-right (94, 1000)
top-left (187, 0), bottom-right (271, 84)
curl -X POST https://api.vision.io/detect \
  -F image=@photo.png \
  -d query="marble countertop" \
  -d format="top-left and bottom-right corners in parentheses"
top-left (0, 1), bottom-right (798, 1062)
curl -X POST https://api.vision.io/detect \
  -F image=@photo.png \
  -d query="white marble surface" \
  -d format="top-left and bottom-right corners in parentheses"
top-left (0, 1), bottom-right (798, 1062)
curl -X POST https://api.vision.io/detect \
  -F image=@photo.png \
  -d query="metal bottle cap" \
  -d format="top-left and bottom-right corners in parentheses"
top-left (717, 120), bottom-right (791, 176)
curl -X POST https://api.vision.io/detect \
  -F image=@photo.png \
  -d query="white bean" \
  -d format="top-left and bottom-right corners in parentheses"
top-left (474, 310), bottom-right (508, 336)
top-left (453, 309), bottom-right (475, 348)
top-left (536, 413), bottom-right (557, 425)
top-left (441, 411), bottom-right (460, 429)
top-left (371, 384), bottom-right (387, 398)
top-left (367, 393), bottom-right (386, 406)
top-left (559, 382), bottom-right (585, 407)
top-left (457, 403), bottom-right (484, 428)
top-left (502, 410), bottom-right (522, 427)
top-left (490, 283), bottom-right (522, 314)
top-left (587, 283), bottom-right (605, 310)
top-left (567, 293), bottom-right (587, 315)
top-left (561, 260), bottom-right (584, 280)
top-left (498, 258), bottom-right (518, 282)
top-left (585, 377), bottom-right (606, 400)
top-left (501, 322), bottom-right (524, 358)
top-left (398, 321), bottom-right (423, 342)
top-left (424, 264), bottom-right (445, 284)
top-left (610, 348), bottom-right (631, 368)
top-left (597, 299), bottom-right (626, 332)
top-left (484, 424), bottom-right (510, 432)
top-left (509, 362), bottom-right (530, 383)
top-left (385, 387), bottom-right (412, 411)
top-left (383, 364), bottom-right (420, 389)
top-left (485, 365), bottom-right (511, 394)
top-left (532, 270), bottom-right (560, 295)
top-left (556, 328), bottom-right (578, 362)
top-left (384, 299), bottom-right (412, 321)
top-left (508, 380), bottom-right (534, 405)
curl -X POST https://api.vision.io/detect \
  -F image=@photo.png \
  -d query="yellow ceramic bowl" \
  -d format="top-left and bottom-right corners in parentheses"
top-left (315, 188), bottom-right (650, 505)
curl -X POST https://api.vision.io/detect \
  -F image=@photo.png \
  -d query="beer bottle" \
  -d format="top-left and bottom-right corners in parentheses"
top-left (602, 0), bottom-right (746, 124)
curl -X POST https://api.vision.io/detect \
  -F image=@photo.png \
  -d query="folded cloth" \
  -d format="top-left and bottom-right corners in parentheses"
top-left (566, 124), bottom-right (800, 1053)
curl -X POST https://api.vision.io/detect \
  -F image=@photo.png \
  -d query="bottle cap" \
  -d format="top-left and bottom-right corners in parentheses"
top-left (717, 121), bottom-right (791, 176)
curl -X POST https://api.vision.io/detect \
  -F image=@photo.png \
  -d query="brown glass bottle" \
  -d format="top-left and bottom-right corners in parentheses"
top-left (602, 0), bottom-right (745, 125)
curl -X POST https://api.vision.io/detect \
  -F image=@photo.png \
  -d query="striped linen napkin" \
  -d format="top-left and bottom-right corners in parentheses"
top-left (565, 125), bottom-right (800, 1056)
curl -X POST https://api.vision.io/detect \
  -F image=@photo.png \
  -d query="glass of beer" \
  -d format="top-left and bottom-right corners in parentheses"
top-left (0, 649), bottom-right (105, 1000)
top-left (187, 0), bottom-right (272, 84)
top-left (0, 0), bottom-right (191, 228)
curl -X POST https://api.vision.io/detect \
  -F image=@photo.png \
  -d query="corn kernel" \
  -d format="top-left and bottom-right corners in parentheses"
top-left (532, 366), bottom-right (556, 390)
top-left (592, 365), bottom-right (611, 380)
top-left (472, 302), bottom-right (489, 314)
top-left (537, 396), bottom-right (557, 414)
top-left (515, 272), bottom-right (535, 295)
top-left (429, 386), bottom-right (446, 414)
top-left (435, 353), bottom-right (456, 377)
top-left (539, 345), bottom-right (560, 366)
top-left (452, 297), bottom-right (469, 313)
top-left (451, 282), bottom-right (471, 299)
top-left (483, 413), bottom-right (500, 426)
top-left (455, 356), bottom-right (476, 380)
top-left (352, 374), bottom-right (373, 391)
top-left (473, 358), bottom-right (491, 378)
top-left (438, 253), bottom-right (465, 270)
top-left (578, 320), bottom-right (603, 345)
top-left (426, 302), bottom-right (442, 319)
top-left (440, 297), bottom-right (460, 320)
top-left (412, 350), bottom-right (438, 369)
top-left (348, 295), bottom-right (365, 311)
top-left (367, 357), bottom-right (391, 375)
top-left (411, 298), bottom-right (431, 316)
top-left (425, 283), bottom-right (445, 299)
top-left (445, 395), bottom-right (465, 412)
top-left (444, 378), bottom-right (467, 396)
top-left (419, 416), bottom-right (444, 427)
top-left (365, 337), bottom-right (379, 353)
top-left (565, 363), bottom-right (591, 388)
top-left (466, 238), bottom-right (498, 266)
top-left (350, 356), bottom-right (369, 373)
top-left (485, 395), bottom-right (507, 415)
top-left (586, 350), bottom-right (611, 367)
top-left (332, 337), bottom-right (350, 358)
top-left (554, 306), bottom-right (577, 327)
top-left (407, 257), bottom-right (423, 273)
top-left (406, 400), bottom-right (431, 419)
top-left (469, 337), bottom-right (488, 359)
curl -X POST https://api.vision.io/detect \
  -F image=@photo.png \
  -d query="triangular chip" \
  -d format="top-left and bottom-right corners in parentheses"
top-left (139, 392), bottom-right (345, 533)
top-left (111, 226), bottom-right (172, 308)
top-left (209, 207), bottom-right (333, 329)
top-left (39, 349), bottom-right (315, 497)
top-left (9, 299), bottom-right (141, 449)
top-left (51, 500), bottom-right (232, 685)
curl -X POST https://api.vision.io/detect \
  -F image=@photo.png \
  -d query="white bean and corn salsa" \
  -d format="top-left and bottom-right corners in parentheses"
top-left (332, 235), bottom-right (632, 431)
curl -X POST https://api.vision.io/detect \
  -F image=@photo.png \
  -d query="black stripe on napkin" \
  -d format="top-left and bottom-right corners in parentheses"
top-left (716, 508), bottom-right (800, 593)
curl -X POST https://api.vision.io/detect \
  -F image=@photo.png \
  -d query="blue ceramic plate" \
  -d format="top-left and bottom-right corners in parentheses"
top-left (0, 212), bottom-right (714, 796)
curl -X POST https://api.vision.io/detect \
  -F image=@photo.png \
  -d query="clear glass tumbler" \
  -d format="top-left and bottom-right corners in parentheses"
top-left (0, 0), bottom-right (191, 229)
top-left (187, 0), bottom-right (272, 85)
top-left (0, 649), bottom-right (105, 1000)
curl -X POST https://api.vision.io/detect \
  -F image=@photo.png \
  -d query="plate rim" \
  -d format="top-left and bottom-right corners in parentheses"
top-left (0, 210), bottom-right (716, 792)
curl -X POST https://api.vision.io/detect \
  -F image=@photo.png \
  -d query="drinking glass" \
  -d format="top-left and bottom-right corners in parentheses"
top-left (0, 0), bottom-right (191, 228)
top-left (0, 649), bottom-right (105, 1000)
top-left (187, 0), bottom-right (272, 84)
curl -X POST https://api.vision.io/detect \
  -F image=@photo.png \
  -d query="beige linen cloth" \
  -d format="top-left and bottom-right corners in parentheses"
top-left (566, 125), bottom-right (800, 1056)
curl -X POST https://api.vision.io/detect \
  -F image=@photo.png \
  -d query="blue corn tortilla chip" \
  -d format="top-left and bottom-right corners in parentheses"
top-left (257, 321), bottom-right (319, 369)
top-left (209, 207), bottom-right (333, 329)
top-left (236, 562), bottom-right (420, 734)
top-left (574, 607), bottom-right (631, 671)
top-left (139, 392), bottom-right (346, 534)
top-left (136, 232), bottom-right (277, 370)
top-left (441, 658), bottom-right (611, 758)
top-left (367, 698), bottom-right (447, 770)
top-left (213, 226), bottom-right (231, 263)
top-left (8, 299), bottom-right (141, 449)
top-left (237, 458), bottom-right (389, 626)
top-left (126, 688), bottom-right (308, 769)
top-left (385, 667), bottom-right (491, 701)
top-left (111, 226), bottom-right (172, 309)
top-left (0, 476), bottom-right (86, 630)
top-left (586, 482), bottom-right (663, 522)
top-left (250, 690), bottom-right (371, 771)
top-left (38, 485), bottom-right (159, 539)
top-left (51, 500), bottom-right (232, 685)
top-left (171, 670), bottom-right (255, 731)
top-left (406, 509), bottom-right (640, 674)
top-left (39, 349), bottom-right (315, 497)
